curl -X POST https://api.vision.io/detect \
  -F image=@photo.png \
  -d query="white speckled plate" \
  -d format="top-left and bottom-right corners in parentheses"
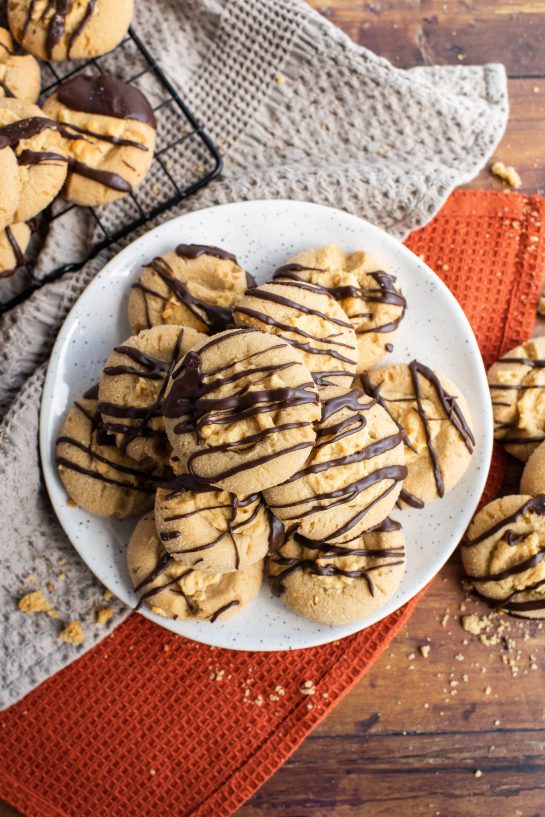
top-left (40, 200), bottom-right (492, 650)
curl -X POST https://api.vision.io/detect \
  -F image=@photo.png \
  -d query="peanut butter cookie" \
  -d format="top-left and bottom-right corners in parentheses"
top-left (462, 495), bottom-right (545, 618)
top-left (488, 337), bottom-right (545, 462)
top-left (0, 136), bottom-right (20, 231)
top-left (56, 396), bottom-right (158, 519)
top-left (162, 327), bottom-right (321, 494)
top-left (274, 244), bottom-right (406, 371)
top-left (521, 440), bottom-right (545, 496)
top-left (362, 361), bottom-right (475, 508)
top-left (0, 27), bottom-right (40, 103)
top-left (8, 0), bottom-right (134, 61)
top-left (0, 97), bottom-right (68, 222)
top-left (43, 74), bottom-right (156, 206)
top-left (128, 513), bottom-right (263, 621)
top-left (269, 517), bottom-right (405, 624)
top-left (128, 243), bottom-right (252, 335)
top-left (233, 279), bottom-right (358, 397)
top-left (155, 477), bottom-right (274, 573)
top-left (98, 324), bottom-right (205, 464)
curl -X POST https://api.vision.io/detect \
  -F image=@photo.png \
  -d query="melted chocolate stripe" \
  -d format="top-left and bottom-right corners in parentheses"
top-left (464, 495), bottom-right (545, 548)
top-left (210, 600), bottom-right (240, 622)
top-left (58, 74), bottom-right (157, 129)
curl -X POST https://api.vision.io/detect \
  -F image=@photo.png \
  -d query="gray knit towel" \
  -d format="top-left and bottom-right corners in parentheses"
top-left (0, 0), bottom-right (508, 710)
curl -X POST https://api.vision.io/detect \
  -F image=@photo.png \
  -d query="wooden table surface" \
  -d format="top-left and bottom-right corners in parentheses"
top-left (3, 3), bottom-right (545, 817)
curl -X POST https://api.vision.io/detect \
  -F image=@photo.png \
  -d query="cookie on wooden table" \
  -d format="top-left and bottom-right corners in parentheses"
top-left (0, 27), bottom-right (40, 103)
top-left (264, 388), bottom-right (406, 543)
top-left (488, 337), bottom-right (545, 462)
top-left (233, 278), bottom-right (358, 397)
top-left (274, 243), bottom-right (406, 372)
top-left (43, 74), bottom-right (156, 206)
top-left (0, 221), bottom-right (30, 277)
top-left (268, 517), bottom-right (405, 625)
top-left (462, 495), bottom-right (545, 619)
top-left (162, 327), bottom-right (321, 494)
top-left (128, 244), bottom-right (253, 335)
top-left (56, 396), bottom-right (159, 519)
top-left (8, 0), bottom-right (134, 61)
top-left (155, 476), bottom-right (275, 573)
top-left (0, 97), bottom-right (68, 222)
top-left (361, 361), bottom-right (475, 508)
top-left (128, 513), bottom-right (263, 621)
top-left (98, 324), bottom-right (205, 464)
top-left (521, 440), bottom-right (545, 495)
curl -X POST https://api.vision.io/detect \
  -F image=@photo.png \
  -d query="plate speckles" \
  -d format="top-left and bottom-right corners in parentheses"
top-left (40, 200), bottom-right (492, 651)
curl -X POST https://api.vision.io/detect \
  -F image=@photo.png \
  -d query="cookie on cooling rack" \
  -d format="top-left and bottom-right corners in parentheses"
top-left (0, 222), bottom-right (30, 277)
top-left (0, 27), bottom-right (40, 103)
top-left (268, 518), bottom-right (405, 625)
top-left (233, 279), bottom-right (358, 397)
top-left (128, 244), bottom-right (253, 335)
top-left (43, 74), bottom-right (157, 206)
top-left (274, 244), bottom-right (406, 372)
top-left (128, 513), bottom-right (263, 621)
top-left (8, 0), bottom-right (134, 61)
top-left (0, 97), bottom-right (68, 222)
top-left (462, 495), bottom-right (545, 619)
top-left (488, 337), bottom-right (545, 462)
top-left (98, 324), bottom-right (205, 464)
top-left (0, 135), bottom-right (20, 231)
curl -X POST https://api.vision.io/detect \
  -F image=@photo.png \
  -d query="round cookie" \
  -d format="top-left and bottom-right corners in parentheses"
top-left (162, 327), bottom-right (321, 494)
top-left (233, 279), bottom-right (358, 397)
top-left (0, 137), bottom-right (20, 231)
top-left (361, 361), bottom-right (475, 508)
top-left (0, 97), bottom-right (68, 222)
top-left (0, 221), bottom-right (30, 277)
top-left (0, 27), bottom-right (40, 103)
top-left (488, 337), bottom-right (545, 462)
top-left (462, 495), bottom-right (545, 619)
top-left (8, 0), bottom-right (134, 61)
top-left (264, 388), bottom-right (406, 543)
top-left (56, 396), bottom-right (159, 519)
top-left (521, 440), bottom-right (545, 496)
top-left (274, 244), bottom-right (406, 371)
top-left (98, 324), bottom-right (205, 464)
top-left (128, 243), bottom-right (252, 335)
top-left (128, 513), bottom-right (263, 621)
top-left (43, 74), bottom-right (156, 207)
top-left (155, 477), bottom-right (275, 573)
top-left (268, 517), bottom-right (405, 624)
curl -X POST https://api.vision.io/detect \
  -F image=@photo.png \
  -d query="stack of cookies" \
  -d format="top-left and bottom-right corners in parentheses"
top-left (461, 338), bottom-right (545, 619)
top-left (0, 0), bottom-right (157, 277)
top-left (56, 242), bottom-right (477, 626)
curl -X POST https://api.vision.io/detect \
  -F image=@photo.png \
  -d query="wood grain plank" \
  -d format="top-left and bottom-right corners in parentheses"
top-left (314, 0), bottom-right (545, 76)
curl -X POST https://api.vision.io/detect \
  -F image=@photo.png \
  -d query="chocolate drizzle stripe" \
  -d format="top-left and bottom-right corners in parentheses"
top-left (210, 600), bottom-right (240, 623)
top-left (243, 285), bottom-right (354, 329)
top-left (18, 148), bottom-right (68, 166)
top-left (57, 74), bottom-right (157, 129)
top-left (463, 495), bottom-right (545, 548)
top-left (234, 305), bottom-right (356, 352)
top-left (67, 0), bottom-right (96, 56)
top-left (5, 226), bottom-right (26, 269)
top-left (69, 158), bottom-right (132, 193)
top-left (176, 244), bottom-right (238, 263)
top-left (60, 121), bottom-right (148, 151)
top-left (468, 548), bottom-right (545, 583)
top-left (56, 455), bottom-right (154, 493)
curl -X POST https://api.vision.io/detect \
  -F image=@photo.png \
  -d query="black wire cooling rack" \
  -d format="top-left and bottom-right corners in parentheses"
top-left (0, 26), bottom-right (222, 314)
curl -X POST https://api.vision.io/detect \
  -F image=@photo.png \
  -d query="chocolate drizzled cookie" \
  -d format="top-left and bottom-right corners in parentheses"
top-left (162, 327), bottom-right (321, 494)
top-left (273, 244), bottom-right (406, 371)
top-left (264, 388), bottom-right (406, 543)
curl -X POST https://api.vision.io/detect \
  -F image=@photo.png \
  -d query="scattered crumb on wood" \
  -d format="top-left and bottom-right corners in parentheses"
top-left (419, 645), bottom-right (430, 658)
top-left (491, 161), bottom-right (521, 189)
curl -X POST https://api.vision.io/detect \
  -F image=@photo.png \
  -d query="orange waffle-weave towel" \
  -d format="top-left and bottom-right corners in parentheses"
top-left (1, 189), bottom-right (544, 817)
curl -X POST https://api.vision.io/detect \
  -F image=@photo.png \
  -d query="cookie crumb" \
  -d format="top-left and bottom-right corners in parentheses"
top-left (149, 768), bottom-right (156, 777)
top-left (537, 296), bottom-right (545, 317)
top-left (300, 680), bottom-right (316, 696)
top-left (441, 612), bottom-right (450, 627)
top-left (95, 606), bottom-right (113, 626)
top-left (103, 588), bottom-right (114, 601)
top-left (484, 686), bottom-right (492, 696)
top-left (67, 498), bottom-right (78, 508)
top-left (419, 645), bottom-right (430, 658)
top-left (275, 73), bottom-right (286, 85)
top-left (57, 573), bottom-right (66, 581)
top-left (491, 161), bottom-right (521, 189)
top-left (47, 581), bottom-right (55, 593)
top-left (275, 685), bottom-right (285, 696)
top-left (24, 574), bottom-right (37, 584)
top-left (461, 614), bottom-right (489, 636)
top-left (19, 590), bottom-right (54, 616)
top-left (59, 620), bottom-right (85, 645)
top-left (474, 769), bottom-right (483, 778)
